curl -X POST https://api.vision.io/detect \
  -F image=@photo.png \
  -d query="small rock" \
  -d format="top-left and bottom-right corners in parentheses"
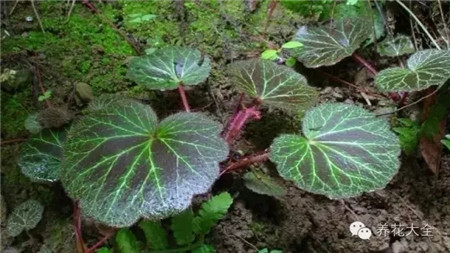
top-left (37, 107), bottom-right (73, 129)
top-left (75, 82), bottom-right (94, 102)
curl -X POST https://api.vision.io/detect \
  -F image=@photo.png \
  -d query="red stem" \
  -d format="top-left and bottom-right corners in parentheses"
top-left (178, 85), bottom-right (190, 112)
top-left (33, 52), bottom-right (51, 108)
top-left (222, 101), bottom-right (261, 144)
top-left (220, 150), bottom-right (270, 176)
top-left (73, 201), bottom-right (86, 253)
top-left (262, 0), bottom-right (279, 36)
top-left (352, 53), bottom-right (377, 75)
top-left (0, 138), bottom-right (27, 146)
top-left (86, 234), bottom-right (114, 253)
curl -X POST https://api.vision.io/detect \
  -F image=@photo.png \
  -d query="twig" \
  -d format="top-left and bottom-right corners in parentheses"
top-left (375, 85), bottom-right (443, 116)
top-left (395, 0), bottom-right (441, 49)
top-left (85, 233), bottom-right (114, 253)
top-left (177, 85), bottom-right (190, 112)
top-left (30, 0), bottom-right (45, 34)
top-left (352, 53), bottom-right (377, 75)
top-left (9, 0), bottom-right (20, 15)
top-left (0, 138), bottom-right (27, 146)
top-left (437, 0), bottom-right (450, 48)
top-left (67, 0), bottom-right (76, 21)
top-left (220, 150), bottom-right (269, 176)
top-left (33, 52), bottom-right (51, 108)
top-left (408, 1), bottom-right (419, 51)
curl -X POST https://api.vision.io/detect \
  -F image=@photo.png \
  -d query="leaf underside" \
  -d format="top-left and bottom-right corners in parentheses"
top-left (18, 128), bottom-right (66, 182)
top-left (290, 18), bottom-right (372, 68)
top-left (375, 49), bottom-right (450, 92)
top-left (127, 47), bottom-right (211, 90)
top-left (60, 99), bottom-right (228, 227)
top-left (227, 59), bottom-right (318, 111)
top-left (270, 103), bottom-right (401, 198)
top-left (377, 35), bottom-right (415, 57)
top-left (7, 199), bottom-right (44, 237)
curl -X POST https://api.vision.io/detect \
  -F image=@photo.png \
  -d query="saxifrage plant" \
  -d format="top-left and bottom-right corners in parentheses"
top-left (19, 18), bottom-right (449, 248)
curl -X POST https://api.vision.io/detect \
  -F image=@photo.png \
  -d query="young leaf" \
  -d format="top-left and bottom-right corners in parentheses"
top-left (193, 192), bottom-right (233, 235)
top-left (377, 35), bottom-right (415, 57)
top-left (270, 103), bottom-right (401, 198)
top-left (227, 59), bottom-right (318, 111)
top-left (60, 99), bottom-right (228, 227)
top-left (375, 49), bottom-right (450, 92)
top-left (261, 50), bottom-right (279, 61)
top-left (171, 209), bottom-right (195, 246)
top-left (138, 220), bottom-right (168, 250)
top-left (18, 128), bottom-right (66, 182)
top-left (285, 57), bottom-right (296, 67)
top-left (289, 17), bottom-right (372, 68)
top-left (115, 228), bottom-right (139, 253)
top-left (38, 90), bottom-right (52, 102)
top-left (192, 244), bottom-right (215, 253)
top-left (281, 41), bottom-right (303, 49)
top-left (243, 170), bottom-right (286, 197)
top-left (7, 199), bottom-right (44, 237)
top-left (127, 47), bottom-right (211, 90)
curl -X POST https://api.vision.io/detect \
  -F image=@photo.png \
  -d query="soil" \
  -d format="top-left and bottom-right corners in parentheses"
top-left (1, 1), bottom-right (450, 253)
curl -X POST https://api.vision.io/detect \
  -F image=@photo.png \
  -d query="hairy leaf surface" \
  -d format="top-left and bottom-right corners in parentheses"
top-left (270, 103), bottom-right (401, 198)
top-left (61, 100), bottom-right (228, 227)
top-left (7, 199), bottom-right (44, 237)
top-left (18, 129), bottom-right (66, 182)
top-left (228, 59), bottom-right (318, 110)
top-left (377, 35), bottom-right (415, 57)
top-left (127, 47), bottom-right (211, 90)
top-left (375, 50), bottom-right (450, 91)
top-left (290, 18), bottom-right (372, 68)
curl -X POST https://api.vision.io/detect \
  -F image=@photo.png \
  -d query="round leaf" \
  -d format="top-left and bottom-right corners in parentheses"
top-left (375, 49), bottom-right (450, 92)
top-left (290, 18), bottom-right (372, 68)
top-left (270, 103), bottom-right (401, 198)
top-left (377, 35), bottom-right (415, 57)
top-left (61, 100), bottom-right (228, 227)
top-left (18, 128), bottom-right (67, 182)
top-left (7, 199), bottom-right (44, 237)
top-left (227, 59), bottom-right (318, 111)
top-left (127, 47), bottom-right (211, 90)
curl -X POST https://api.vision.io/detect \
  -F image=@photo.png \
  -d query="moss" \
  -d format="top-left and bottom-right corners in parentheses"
top-left (1, 90), bottom-right (30, 137)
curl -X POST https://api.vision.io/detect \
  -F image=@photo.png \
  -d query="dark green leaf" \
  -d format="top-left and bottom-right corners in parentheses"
top-left (171, 209), bottom-right (195, 246)
top-left (7, 199), bottom-right (44, 237)
top-left (115, 228), bottom-right (139, 253)
top-left (228, 59), bottom-right (318, 111)
top-left (243, 170), bottom-right (286, 197)
top-left (61, 99), bottom-right (228, 227)
top-left (193, 192), bottom-right (233, 235)
top-left (290, 18), bottom-right (372, 68)
top-left (127, 47), bottom-right (211, 90)
top-left (377, 35), bottom-right (415, 57)
top-left (393, 118), bottom-right (420, 155)
top-left (375, 50), bottom-right (450, 92)
top-left (192, 244), bottom-right (215, 253)
top-left (442, 135), bottom-right (450, 151)
top-left (18, 128), bottom-right (66, 182)
top-left (138, 220), bottom-right (168, 250)
top-left (270, 103), bottom-right (401, 198)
